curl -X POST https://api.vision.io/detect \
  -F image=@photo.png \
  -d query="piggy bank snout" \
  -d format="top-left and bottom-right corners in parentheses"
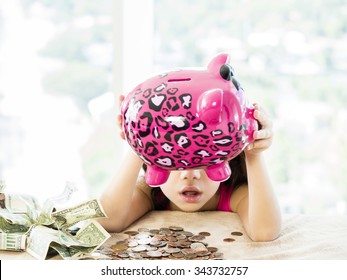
top-left (197, 89), bottom-right (223, 124)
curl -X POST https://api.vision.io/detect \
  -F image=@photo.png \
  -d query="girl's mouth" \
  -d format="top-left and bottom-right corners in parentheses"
top-left (179, 186), bottom-right (202, 203)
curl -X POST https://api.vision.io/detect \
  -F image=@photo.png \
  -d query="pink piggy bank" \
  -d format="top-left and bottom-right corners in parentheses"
top-left (121, 53), bottom-right (257, 186)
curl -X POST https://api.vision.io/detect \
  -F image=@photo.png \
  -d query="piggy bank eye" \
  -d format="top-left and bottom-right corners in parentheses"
top-left (219, 64), bottom-right (234, 81)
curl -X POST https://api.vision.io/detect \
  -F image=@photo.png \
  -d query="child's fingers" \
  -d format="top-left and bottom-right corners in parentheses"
top-left (254, 109), bottom-right (272, 129)
top-left (117, 114), bottom-right (126, 140)
top-left (247, 138), bottom-right (272, 151)
top-left (117, 95), bottom-right (126, 140)
top-left (118, 95), bottom-right (125, 110)
top-left (254, 128), bottom-right (272, 140)
top-left (117, 114), bottom-right (123, 126)
top-left (119, 94), bottom-right (125, 102)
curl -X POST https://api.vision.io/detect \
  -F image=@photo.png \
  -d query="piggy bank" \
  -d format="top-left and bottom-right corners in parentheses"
top-left (121, 53), bottom-right (257, 186)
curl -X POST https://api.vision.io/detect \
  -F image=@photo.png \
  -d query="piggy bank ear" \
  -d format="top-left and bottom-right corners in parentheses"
top-left (207, 53), bottom-right (230, 76)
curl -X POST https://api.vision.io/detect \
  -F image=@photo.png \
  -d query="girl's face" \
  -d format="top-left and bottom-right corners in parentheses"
top-left (157, 169), bottom-right (220, 212)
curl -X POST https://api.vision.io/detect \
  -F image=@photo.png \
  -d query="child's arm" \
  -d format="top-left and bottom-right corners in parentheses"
top-left (231, 104), bottom-right (282, 241)
top-left (98, 150), bottom-right (153, 232)
top-left (98, 95), bottom-right (153, 232)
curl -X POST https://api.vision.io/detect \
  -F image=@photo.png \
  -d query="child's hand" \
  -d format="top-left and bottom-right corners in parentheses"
top-left (117, 94), bottom-right (126, 140)
top-left (246, 103), bottom-right (273, 155)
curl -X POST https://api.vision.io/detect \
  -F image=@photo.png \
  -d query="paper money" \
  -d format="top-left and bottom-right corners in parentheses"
top-left (38, 182), bottom-right (77, 226)
top-left (26, 221), bottom-right (110, 259)
top-left (75, 220), bottom-right (110, 248)
top-left (0, 182), bottom-right (110, 259)
top-left (52, 199), bottom-right (107, 229)
top-left (26, 225), bottom-right (57, 259)
top-left (0, 232), bottom-right (27, 251)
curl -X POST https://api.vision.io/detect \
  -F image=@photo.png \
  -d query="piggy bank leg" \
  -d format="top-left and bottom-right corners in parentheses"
top-left (145, 165), bottom-right (170, 187)
top-left (205, 162), bottom-right (231, 182)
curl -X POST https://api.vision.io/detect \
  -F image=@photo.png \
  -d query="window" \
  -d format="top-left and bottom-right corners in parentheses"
top-left (0, 0), bottom-right (114, 203)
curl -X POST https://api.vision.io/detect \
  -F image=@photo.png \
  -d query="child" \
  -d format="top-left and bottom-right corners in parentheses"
top-left (98, 96), bottom-right (282, 241)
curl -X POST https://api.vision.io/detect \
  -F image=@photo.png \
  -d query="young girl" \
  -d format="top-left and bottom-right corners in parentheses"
top-left (98, 96), bottom-right (282, 241)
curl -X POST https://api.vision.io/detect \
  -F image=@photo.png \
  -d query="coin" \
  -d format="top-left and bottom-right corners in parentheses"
top-left (181, 248), bottom-right (196, 255)
top-left (128, 252), bottom-right (142, 259)
top-left (167, 236), bottom-right (177, 242)
top-left (176, 234), bottom-right (186, 240)
top-left (207, 246), bottom-right (218, 253)
top-left (212, 252), bottom-right (224, 259)
top-left (190, 242), bottom-right (206, 249)
top-left (124, 230), bottom-right (139, 236)
top-left (150, 229), bottom-right (160, 234)
top-left (128, 240), bottom-right (139, 247)
top-left (111, 241), bottom-right (128, 251)
top-left (118, 252), bottom-right (129, 258)
top-left (231, 231), bottom-right (243, 236)
top-left (164, 247), bottom-right (181, 254)
top-left (171, 252), bottom-right (184, 258)
top-left (137, 237), bottom-right (152, 245)
top-left (197, 250), bottom-right (211, 257)
top-left (223, 238), bottom-right (235, 242)
top-left (189, 235), bottom-right (206, 242)
top-left (199, 231), bottom-right (211, 236)
top-left (159, 227), bottom-right (172, 234)
top-left (132, 245), bottom-right (148, 252)
top-left (147, 251), bottom-right (162, 258)
top-left (181, 231), bottom-right (193, 237)
top-left (135, 233), bottom-right (151, 239)
top-left (169, 226), bottom-right (184, 231)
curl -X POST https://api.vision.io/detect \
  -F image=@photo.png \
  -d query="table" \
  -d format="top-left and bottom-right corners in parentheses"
top-left (1, 211), bottom-right (347, 260)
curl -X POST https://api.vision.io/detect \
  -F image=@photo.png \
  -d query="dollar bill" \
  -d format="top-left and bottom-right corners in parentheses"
top-left (48, 221), bottom-right (110, 259)
top-left (0, 215), bottom-right (29, 233)
top-left (26, 220), bottom-right (110, 259)
top-left (0, 232), bottom-right (27, 251)
top-left (38, 182), bottom-right (77, 226)
top-left (75, 220), bottom-right (110, 247)
top-left (26, 225), bottom-right (61, 260)
top-left (52, 199), bottom-right (107, 229)
top-left (4, 193), bottom-right (40, 215)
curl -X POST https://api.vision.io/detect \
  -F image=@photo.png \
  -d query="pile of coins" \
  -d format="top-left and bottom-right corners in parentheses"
top-left (97, 226), bottom-right (224, 260)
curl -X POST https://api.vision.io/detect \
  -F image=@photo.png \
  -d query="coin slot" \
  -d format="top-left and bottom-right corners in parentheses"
top-left (168, 78), bottom-right (191, 82)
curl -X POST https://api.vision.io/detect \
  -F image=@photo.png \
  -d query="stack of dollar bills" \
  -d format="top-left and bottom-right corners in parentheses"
top-left (0, 181), bottom-right (110, 259)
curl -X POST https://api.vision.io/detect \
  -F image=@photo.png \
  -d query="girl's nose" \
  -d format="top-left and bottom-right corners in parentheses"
top-left (180, 169), bottom-right (201, 180)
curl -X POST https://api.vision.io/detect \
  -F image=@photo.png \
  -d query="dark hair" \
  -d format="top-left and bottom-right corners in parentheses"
top-left (145, 152), bottom-right (248, 210)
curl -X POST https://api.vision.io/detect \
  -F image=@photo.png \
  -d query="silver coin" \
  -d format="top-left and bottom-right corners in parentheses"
top-left (164, 247), bottom-right (181, 254)
top-left (190, 242), bottom-right (206, 249)
top-left (137, 237), bottom-right (152, 245)
top-left (135, 233), bottom-right (151, 239)
top-left (147, 251), bottom-right (162, 258)
top-left (132, 245), bottom-right (148, 252)
top-left (128, 240), bottom-right (139, 247)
